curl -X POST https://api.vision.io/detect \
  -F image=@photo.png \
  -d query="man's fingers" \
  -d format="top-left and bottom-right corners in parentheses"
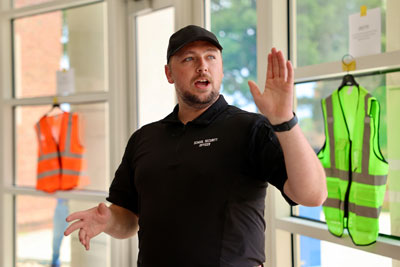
top-left (97, 202), bottom-right (108, 216)
top-left (86, 235), bottom-right (91, 250)
top-left (248, 80), bottom-right (261, 99)
top-left (66, 209), bottom-right (89, 222)
top-left (272, 48), bottom-right (280, 78)
top-left (287, 60), bottom-right (294, 84)
top-left (64, 220), bottom-right (84, 236)
top-left (277, 50), bottom-right (287, 80)
top-left (266, 53), bottom-right (273, 80)
top-left (66, 220), bottom-right (93, 250)
top-left (79, 228), bottom-right (87, 246)
top-left (269, 47), bottom-right (292, 84)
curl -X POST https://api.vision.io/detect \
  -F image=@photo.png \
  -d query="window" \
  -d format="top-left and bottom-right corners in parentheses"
top-left (295, 0), bottom-right (386, 67)
top-left (1, 0), bottom-right (129, 266)
top-left (207, 0), bottom-right (257, 111)
top-left (15, 103), bottom-right (109, 191)
top-left (13, 3), bottom-right (107, 98)
top-left (16, 196), bottom-right (109, 266)
top-left (298, 235), bottom-right (392, 267)
top-left (290, 0), bottom-right (400, 265)
top-left (136, 7), bottom-right (176, 127)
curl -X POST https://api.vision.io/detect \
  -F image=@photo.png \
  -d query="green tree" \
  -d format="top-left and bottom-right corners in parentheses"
top-left (210, 0), bottom-right (257, 108)
top-left (297, 0), bottom-right (385, 66)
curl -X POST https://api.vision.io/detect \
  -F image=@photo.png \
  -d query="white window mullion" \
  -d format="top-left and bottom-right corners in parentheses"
top-left (0, 194), bottom-right (14, 267)
top-left (4, 187), bottom-right (108, 202)
top-left (0, 0), bottom-right (103, 19)
top-left (107, 0), bottom-right (131, 266)
top-left (4, 92), bottom-right (109, 106)
top-left (294, 50), bottom-right (400, 84)
top-left (276, 216), bottom-right (400, 261)
top-left (0, 0), bottom-right (14, 264)
top-left (258, 0), bottom-right (292, 266)
top-left (106, 0), bottom-right (129, 174)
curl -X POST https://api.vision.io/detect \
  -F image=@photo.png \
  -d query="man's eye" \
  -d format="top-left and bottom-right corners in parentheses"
top-left (208, 55), bottom-right (216, 59)
top-left (184, 57), bottom-right (193, 62)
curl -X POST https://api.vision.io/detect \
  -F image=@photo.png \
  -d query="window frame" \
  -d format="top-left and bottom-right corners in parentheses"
top-left (0, 0), bottom-right (131, 266)
top-left (127, 0), bottom-right (205, 134)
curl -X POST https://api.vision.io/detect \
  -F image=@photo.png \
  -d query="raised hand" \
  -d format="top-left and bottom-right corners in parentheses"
top-left (248, 48), bottom-right (294, 125)
top-left (64, 202), bottom-right (111, 250)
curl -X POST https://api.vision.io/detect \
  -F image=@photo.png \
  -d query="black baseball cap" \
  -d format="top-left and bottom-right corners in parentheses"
top-left (167, 25), bottom-right (223, 63)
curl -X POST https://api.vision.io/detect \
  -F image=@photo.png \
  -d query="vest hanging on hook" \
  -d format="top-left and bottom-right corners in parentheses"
top-left (35, 111), bottom-right (88, 193)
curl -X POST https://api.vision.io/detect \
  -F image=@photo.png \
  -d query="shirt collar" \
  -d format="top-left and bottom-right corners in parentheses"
top-left (161, 95), bottom-right (228, 126)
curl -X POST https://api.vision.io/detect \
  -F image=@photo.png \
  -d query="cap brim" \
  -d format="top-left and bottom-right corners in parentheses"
top-left (167, 37), bottom-right (222, 62)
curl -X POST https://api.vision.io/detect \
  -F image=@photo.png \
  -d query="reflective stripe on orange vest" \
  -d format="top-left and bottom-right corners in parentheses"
top-left (35, 112), bottom-right (87, 193)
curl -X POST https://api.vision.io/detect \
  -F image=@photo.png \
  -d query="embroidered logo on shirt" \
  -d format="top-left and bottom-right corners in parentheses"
top-left (193, 138), bottom-right (218, 147)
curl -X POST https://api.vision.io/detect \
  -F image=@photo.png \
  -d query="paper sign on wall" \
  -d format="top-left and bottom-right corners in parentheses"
top-left (349, 7), bottom-right (381, 58)
top-left (56, 69), bottom-right (75, 95)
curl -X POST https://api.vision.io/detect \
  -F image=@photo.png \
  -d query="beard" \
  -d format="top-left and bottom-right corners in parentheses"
top-left (178, 89), bottom-right (220, 109)
top-left (175, 73), bottom-right (221, 109)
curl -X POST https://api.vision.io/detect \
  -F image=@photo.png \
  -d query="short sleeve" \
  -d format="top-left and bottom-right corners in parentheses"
top-left (106, 132), bottom-right (140, 214)
top-left (247, 117), bottom-right (297, 205)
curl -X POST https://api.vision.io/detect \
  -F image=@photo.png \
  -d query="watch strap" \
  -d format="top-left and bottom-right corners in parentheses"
top-left (271, 113), bottom-right (298, 132)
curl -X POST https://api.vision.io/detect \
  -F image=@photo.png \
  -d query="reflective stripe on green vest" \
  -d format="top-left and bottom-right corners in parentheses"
top-left (318, 85), bottom-right (388, 246)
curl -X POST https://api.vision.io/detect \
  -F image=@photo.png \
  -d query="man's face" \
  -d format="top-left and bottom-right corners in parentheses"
top-left (165, 41), bottom-right (224, 109)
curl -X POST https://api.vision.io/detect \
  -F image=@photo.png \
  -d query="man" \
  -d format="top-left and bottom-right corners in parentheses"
top-left (64, 25), bottom-right (327, 266)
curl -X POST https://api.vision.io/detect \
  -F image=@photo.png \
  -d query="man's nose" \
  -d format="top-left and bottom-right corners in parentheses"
top-left (196, 58), bottom-right (208, 73)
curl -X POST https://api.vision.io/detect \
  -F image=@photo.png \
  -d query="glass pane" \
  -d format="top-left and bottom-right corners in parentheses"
top-left (295, 0), bottom-right (386, 67)
top-left (16, 195), bottom-right (110, 267)
top-left (136, 7), bottom-right (175, 127)
top-left (298, 235), bottom-right (394, 267)
top-left (13, 0), bottom-right (57, 8)
top-left (294, 72), bottom-right (400, 239)
top-left (209, 0), bottom-right (257, 111)
top-left (15, 103), bottom-right (109, 191)
top-left (13, 2), bottom-right (106, 98)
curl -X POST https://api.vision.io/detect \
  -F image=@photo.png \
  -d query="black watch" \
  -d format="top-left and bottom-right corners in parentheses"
top-left (271, 113), bottom-right (298, 132)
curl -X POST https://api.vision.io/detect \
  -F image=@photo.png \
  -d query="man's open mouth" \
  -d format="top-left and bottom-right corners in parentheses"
top-left (195, 79), bottom-right (210, 86)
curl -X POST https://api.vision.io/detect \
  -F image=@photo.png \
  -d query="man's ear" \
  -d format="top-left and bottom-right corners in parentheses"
top-left (165, 64), bottom-right (174, 84)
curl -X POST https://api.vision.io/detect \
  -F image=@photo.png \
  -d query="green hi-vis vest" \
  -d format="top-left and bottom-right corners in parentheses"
top-left (318, 85), bottom-right (388, 246)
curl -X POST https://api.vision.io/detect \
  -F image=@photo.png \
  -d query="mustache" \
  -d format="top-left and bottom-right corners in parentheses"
top-left (192, 73), bottom-right (213, 83)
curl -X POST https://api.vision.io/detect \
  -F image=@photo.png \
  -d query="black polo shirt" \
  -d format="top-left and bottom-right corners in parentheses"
top-left (107, 95), bottom-right (295, 267)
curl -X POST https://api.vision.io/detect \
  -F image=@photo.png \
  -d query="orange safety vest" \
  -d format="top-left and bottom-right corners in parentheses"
top-left (35, 112), bottom-right (87, 193)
